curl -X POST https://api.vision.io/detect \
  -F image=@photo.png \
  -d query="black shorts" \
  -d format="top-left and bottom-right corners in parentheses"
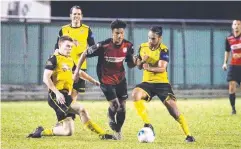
top-left (227, 65), bottom-right (241, 85)
top-left (73, 78), bottom-right (85, 92)
top-left (100, 78), bottom-right (128, 101)
top-left (135, 82), bottom-right (175, 102)
top-left (73, 69), bottom-right (86, 92)
top-left (48, 90), bottom-right (73, 121)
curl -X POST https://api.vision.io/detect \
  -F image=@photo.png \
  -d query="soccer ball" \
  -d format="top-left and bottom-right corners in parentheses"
top-left (137, 127), bottom-right (155, 143)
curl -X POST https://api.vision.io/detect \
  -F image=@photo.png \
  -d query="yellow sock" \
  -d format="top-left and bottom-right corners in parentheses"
top-left (41, 128), bottom-right (54, 136)
top-left (176, 114), bottom-right (191, 136)
top-left (84, 120), bottom-right (106, 135)
top-left (134, 100), bottom-right (150, 124)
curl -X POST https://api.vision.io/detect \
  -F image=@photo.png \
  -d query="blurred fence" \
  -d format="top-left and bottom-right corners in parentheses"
top-left (1, 16), bottom-right (236, 100)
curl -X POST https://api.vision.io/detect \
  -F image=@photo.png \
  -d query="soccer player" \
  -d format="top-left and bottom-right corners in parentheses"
top-left (222, 19), bottom-right (241, 115)
top-left (54, 5), bottom-right (95, 120)
top-left (132, 26), bottom-right (195, 142)
top-left (73, 19), bottom-right (136, 140)
top-left (55, 5), bottom-right (95, 101)
top-left (28, 36), bottom-right (116, 140)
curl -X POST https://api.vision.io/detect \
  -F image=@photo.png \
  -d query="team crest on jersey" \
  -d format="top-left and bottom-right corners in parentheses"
top-left (80, 29), bottom-right (84, 34)
top-left (62, 64), bottom-right (71, 72)
top-left (123, 47), bottom-right (127, 53)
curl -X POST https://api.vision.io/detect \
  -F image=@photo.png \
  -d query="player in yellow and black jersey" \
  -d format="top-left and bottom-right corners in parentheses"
top-left (55, 5), bottom-right (95, 101)
top-left (27, 36), bottom-right (116, 140)
top-left (132, 26), bottom-right (195, 142)
top-left (54, 5), bottom-right (95, 120)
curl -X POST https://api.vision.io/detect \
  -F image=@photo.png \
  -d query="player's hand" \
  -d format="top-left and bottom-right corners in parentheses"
top-left (222, 63), bottom-right (227, 71)
top-left (143, 63), bottom-right (149, 70)
top-left (142, 55), bottom-right (149, 62)
top-left (73, 71), bottom-right (80, 82)
top-left (94, 81), bottom-right (100, 86)
top-left (55, 91), bottom-right (66, 104)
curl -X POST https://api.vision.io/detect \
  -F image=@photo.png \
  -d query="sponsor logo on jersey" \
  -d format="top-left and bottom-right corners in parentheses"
top-left (104, 56), bottom-right (126, 62)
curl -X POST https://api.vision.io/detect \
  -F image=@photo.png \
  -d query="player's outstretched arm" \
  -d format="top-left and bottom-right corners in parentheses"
top-left (79, 70), bottom-right (100, 86)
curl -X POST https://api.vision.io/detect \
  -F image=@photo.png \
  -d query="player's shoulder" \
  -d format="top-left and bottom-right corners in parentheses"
top-left (99, 38), bottom-right (112, 45)
top-left (61, 24), bottom-right (71, 29)
top-left (123, 39), bottom-right (133, 45)
top-left (81, 23), bottom-right (90, 29)
top-left (227, 33), bottom-right (234, 40)
top-left (140, 42), bottom-right (149, 48)
top-left (159, 43), bottom-right (168, 52)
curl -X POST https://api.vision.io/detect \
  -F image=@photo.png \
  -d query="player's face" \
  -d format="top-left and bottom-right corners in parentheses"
top-left (70, 8), bottom-right (82, 24)
top-left (59, 40), bottom-right (73, 56)
top-left (148, 31), bottom-right (162, 49)
top-left (112, 28), bottom-right (125, 45)
top-left (232, 20), bottom-right (241, 33)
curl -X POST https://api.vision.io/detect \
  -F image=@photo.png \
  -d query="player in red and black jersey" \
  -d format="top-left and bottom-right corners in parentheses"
top-left (73, 19), bottom-right (136, 139)
top-left (222, 19), bottom-right (241, 115)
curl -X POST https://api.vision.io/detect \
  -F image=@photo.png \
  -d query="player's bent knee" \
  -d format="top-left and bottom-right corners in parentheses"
top-left (131, 89), bottom-right (142, 101)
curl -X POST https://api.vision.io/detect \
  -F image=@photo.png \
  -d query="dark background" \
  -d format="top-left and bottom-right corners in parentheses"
top-left (51, 1), bottom-right (241, 20)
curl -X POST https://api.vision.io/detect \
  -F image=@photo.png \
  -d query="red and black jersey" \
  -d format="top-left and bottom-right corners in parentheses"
top-left (226, 33), bottom-right (241, 65)
top-left (86, 38), bottom-right (134, 85)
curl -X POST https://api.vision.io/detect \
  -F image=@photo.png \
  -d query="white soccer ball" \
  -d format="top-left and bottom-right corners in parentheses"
top-left (137, 127), bottom-right (155, 143)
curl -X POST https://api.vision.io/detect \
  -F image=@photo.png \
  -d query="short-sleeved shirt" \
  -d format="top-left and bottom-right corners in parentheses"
top-left (225, 33), bottom-right (241, 65)
top-left (45, 53), bottom-right (76, 92)
top-left (138, 42), bottom-right (169, 83)
top-left (86, 38), bottom-right (134, 85)
top-left (55, 24), bottom-right (95, 69)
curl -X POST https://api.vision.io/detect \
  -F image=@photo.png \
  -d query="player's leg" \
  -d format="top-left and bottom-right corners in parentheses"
top-left (114, 79), bottom-right (128, 139)
top-left (132, 83), bottom-right (154, 131)
top-left (27, 91), bottom-right (75, 138)
top-left (100, 83), bottom-right (120, 132)
top-left (157, 84), bottom-right (195, 142)
top-left (228, 81), bottom-right (237, 114)
top-left (69, 101), bottom-right (116, 140)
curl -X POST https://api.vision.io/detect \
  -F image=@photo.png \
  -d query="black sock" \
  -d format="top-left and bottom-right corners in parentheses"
top-left (108, 107), bottom-right (117, 131)
top-left (115, 110), bottom-right (126, 132)
top-left (229, 93), bottom-right (236, 110)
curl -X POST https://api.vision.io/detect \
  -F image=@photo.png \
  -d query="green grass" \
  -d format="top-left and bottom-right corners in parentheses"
top-left (1, 99), bottom-right (241, 149)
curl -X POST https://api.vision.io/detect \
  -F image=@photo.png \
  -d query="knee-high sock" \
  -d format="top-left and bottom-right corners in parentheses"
top-left (176, 114), bottom-right (191, 136)
top-left (134, 100), bottom-right (150, 124)
top-left (84, 120), bottom-right (106, 135)
top-left (229, 93), bottom-right (236, 109)
top-left (116, 110), bottom-right (126, 132)
top-left (41, 128), bottom-right (54, 136)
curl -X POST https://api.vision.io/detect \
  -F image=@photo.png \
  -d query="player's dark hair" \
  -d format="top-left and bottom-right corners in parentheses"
top-left (150, 26), bottom-right (163, 36)
top-left (110, 19), bottom-right (127, 30)
top-left (59, 36), bottom-right (73, 44)
top-left (70, 5), bottom-right (81, 14)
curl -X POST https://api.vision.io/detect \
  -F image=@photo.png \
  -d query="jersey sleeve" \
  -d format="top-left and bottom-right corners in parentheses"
top-left (54, 29), bottom-right (63, 50)
top-left (125, 44), bottom-right (134, 62)
top-left (45, 55), bottom-right (57, 70)
top-left (87, 28), bottom-right (95, 46)
top-left (160, 48), bottom-right (169, 62)
top-left (86, 43), bottom-right (102, 57)
top-left (225, 38), bottom-right (231, 52)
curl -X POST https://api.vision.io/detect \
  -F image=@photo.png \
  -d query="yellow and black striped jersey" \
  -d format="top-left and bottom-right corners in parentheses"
top-left (138, 42), bottom-right (169, 83)
top-left (55, 24), bottom-right (95, 69)
top-left (45, 53), bottom-right (76, 92)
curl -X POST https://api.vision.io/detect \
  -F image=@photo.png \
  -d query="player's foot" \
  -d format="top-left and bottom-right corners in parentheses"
top-left (27, 126), bottom-right (44, 138)
top-left (100, 134), bottom-right (117, 140)
top-left (231, 109), bottom-right (236, 115)
top-left (144, 123), bottom-right (155, 135)
top-left (114, 131), bottom-right (122, 140)
top-left (185, 135), bottom-right (195, 142)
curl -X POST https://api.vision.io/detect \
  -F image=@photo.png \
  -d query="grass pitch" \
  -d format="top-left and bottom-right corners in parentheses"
top-left (1, 99), bottom-right (241, 149)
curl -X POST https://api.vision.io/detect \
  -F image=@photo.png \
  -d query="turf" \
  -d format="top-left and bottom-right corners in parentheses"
top-left (1, 99), bottom-right (241, 149)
